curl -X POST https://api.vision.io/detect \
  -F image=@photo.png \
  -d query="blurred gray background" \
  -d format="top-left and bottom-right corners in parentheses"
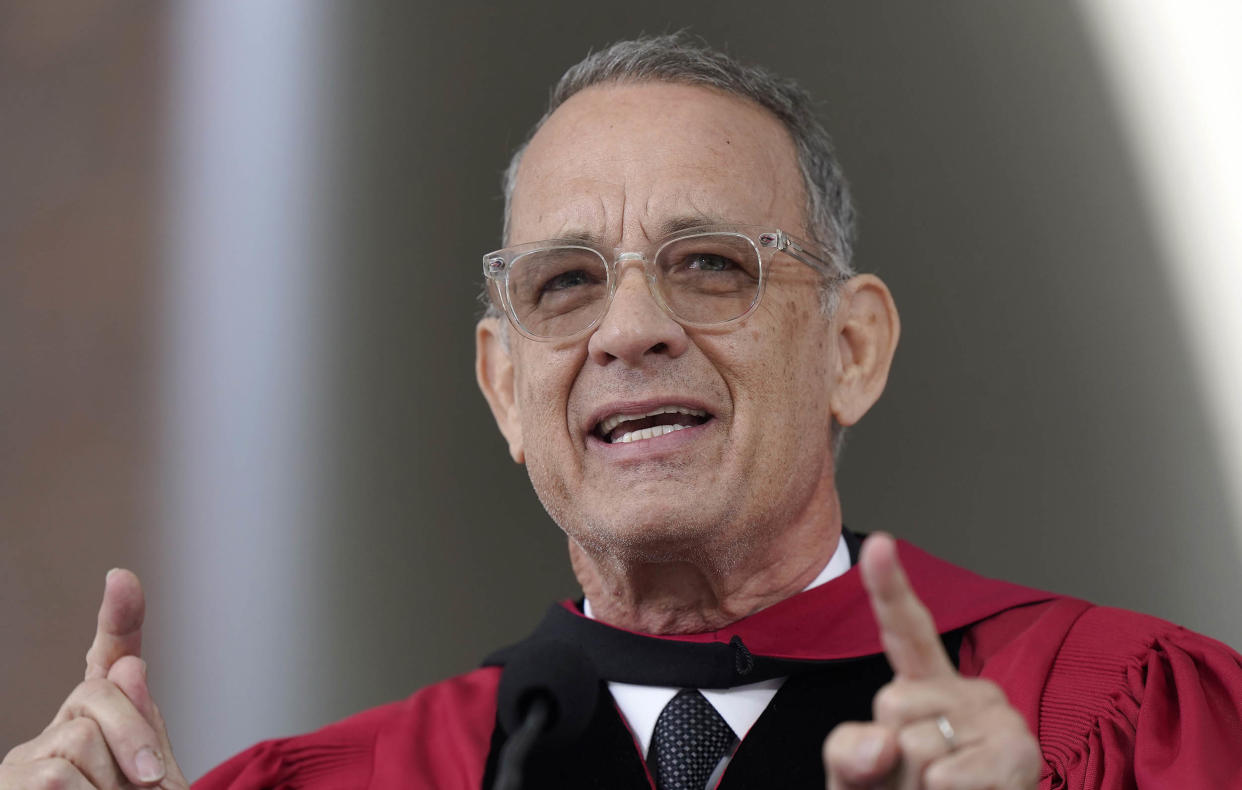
top-left (3, 1), bottom-right (1239, 779)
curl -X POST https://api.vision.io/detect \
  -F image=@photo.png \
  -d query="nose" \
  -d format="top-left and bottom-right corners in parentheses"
top-left (587, 261), bottom-right (689, 367)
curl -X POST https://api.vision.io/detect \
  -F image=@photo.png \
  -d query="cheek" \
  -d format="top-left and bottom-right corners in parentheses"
top-left (513, 347), bottom-right (582, 446)
top-left (726, 297), bottom-right (832, 387)
top-left (719, 312), bottom-right (835, 436)
top-left (515, 375), bottom-right (556, 443)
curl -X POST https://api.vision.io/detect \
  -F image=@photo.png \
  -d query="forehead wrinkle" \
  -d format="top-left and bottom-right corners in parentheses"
top-left (627, 188), bottom-right (732, 243)
top-left (518, 84), bottom-right (806, 247)
top-left (757, 180), bottom-right (796, 233)
top-left (533, 193), bottom-right (614, 245)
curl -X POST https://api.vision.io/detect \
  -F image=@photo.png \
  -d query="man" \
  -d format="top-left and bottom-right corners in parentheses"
top-left (4, 35), bottom-right (1240, 790)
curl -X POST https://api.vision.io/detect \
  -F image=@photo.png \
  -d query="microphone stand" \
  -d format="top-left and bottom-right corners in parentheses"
top-left (492, 696), bottom-right (550, 790)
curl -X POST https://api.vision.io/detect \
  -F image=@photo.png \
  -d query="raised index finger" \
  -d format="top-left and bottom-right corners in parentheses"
top-left (860, 533), bottom-right (954, 679)
top-left (84, 568), bottom-right (145, 680)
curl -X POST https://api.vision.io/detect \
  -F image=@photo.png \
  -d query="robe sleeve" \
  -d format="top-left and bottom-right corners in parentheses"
top-left (1033, 607), bottom-right (1242, 789)
top-left (192, 667), bottom-right (501, 790)
top-left (192, 712), bottom-right (381, 790)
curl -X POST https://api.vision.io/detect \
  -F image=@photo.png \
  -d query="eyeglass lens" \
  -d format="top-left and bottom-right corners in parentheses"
top-left (506, 232), bottom-right (762, 338)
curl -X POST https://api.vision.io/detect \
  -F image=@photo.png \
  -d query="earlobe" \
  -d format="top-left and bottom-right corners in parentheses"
top-left (476, 317), bottom-right (525, 463)
top-left (828, 274), bottom-right (901, 428)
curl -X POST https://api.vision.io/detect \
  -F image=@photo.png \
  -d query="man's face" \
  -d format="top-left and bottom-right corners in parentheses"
top-left (490, 82), bottom-right (847, 567)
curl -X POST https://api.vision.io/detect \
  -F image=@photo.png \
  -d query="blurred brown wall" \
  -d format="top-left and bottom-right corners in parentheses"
top-left (0, 4), bottom-right (162, 747)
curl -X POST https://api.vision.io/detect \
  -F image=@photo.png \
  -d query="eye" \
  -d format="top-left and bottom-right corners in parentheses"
top-left (683, 253), bottom-right (736, 272)
top-left (542, 268), bottom-right (596, 292)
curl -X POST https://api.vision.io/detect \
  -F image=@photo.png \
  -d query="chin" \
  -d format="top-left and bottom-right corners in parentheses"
top-left (567, 508), bottom-right (742, 567)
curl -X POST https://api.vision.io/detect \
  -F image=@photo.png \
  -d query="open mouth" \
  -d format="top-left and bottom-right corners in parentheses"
top-left (593, 405), bottom-right (711, 445)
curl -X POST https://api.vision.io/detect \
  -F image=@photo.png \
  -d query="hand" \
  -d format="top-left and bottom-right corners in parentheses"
top-left (1, 570), bottom-right (188, 789)
top-left (823, 535), bottom-right (1041, 790)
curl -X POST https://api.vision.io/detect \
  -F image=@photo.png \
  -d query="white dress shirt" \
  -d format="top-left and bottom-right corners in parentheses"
top-left (583, 535), bottom-right (852, 756)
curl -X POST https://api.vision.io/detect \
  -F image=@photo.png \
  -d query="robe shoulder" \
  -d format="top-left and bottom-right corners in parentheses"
top-left (191, 567), bottom-right (1242, 789)
top-left (191, 666), bottom-right (500, 790)
top-left (960, 598), bottom-right (1242, 789)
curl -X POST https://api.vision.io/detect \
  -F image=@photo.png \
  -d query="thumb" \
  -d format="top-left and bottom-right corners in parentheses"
top-left (108, 655), bottom-right (157, 726)
top-left (85, 568), bottom-right (145, 680)
top-left (823, 722), bottom-right (899, 789)
top-left (109, 656), bottom-right (189, 788)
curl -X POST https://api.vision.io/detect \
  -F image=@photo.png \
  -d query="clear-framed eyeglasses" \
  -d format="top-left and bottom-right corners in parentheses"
top-left (482, 224), bottom-right (844, 342)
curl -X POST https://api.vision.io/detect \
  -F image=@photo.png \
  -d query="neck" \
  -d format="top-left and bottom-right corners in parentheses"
top-left (571, 500), bottom-right (843, 634)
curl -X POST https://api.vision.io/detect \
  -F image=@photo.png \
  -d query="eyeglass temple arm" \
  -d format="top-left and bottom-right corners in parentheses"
top-left (775, 233), bottom-right (846, 282)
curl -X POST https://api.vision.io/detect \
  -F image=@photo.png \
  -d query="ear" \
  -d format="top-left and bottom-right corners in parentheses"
top-left (476, 316), bottom-right (525, 463)
top-left (828, 274), bottom-right (900, 428)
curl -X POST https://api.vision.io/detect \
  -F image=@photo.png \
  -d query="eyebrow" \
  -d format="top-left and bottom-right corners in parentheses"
top-left (656, 214), bottom-right (728, 237)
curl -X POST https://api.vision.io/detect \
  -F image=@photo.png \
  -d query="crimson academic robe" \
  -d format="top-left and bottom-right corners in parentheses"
top-left (195, 538), bottom-right (1242, 789)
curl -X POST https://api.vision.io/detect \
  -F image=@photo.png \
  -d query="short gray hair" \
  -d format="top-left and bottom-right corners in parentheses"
top-left (491, 34), bottom-right (858, 459)
top-left (500, 34), bottom-right (857, 276)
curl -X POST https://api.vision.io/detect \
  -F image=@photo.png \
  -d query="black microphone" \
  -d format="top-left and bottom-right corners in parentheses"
top-left (493, 639), bottom-right (600, 790)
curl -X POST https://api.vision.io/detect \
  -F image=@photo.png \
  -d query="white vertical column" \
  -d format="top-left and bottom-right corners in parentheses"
top-left (158, 1), bottom-right (339, 777)
top-left (1078, 2), bottom-right (1242, 553)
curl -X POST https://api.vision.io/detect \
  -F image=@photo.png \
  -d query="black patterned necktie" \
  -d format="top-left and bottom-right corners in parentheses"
top-left (649, 689), bottom-right (737, 790)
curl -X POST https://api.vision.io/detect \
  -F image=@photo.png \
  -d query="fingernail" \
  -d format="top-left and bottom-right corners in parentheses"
top-left (856, 733), bottom-right (885, 771)
top-left (107, 568), bottom-right (120, 581)
top-left (135, 747), bottom-right (165, 783)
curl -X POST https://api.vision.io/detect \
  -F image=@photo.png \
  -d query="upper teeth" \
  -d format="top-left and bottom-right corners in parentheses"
top-left (613, 424), bottom-right (688, 444)
top-left (597, 405), bottom-right (708, 436)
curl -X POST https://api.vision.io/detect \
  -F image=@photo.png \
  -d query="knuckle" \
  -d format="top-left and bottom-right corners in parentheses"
top-left (58, 717), bottom-right (101, 756)
top-left (895, 724), bottom-right (920, 752)
top-left (2, 740), bottom-right (29, 765)
top-left (823, 722), bottom-right (860, 764)
top-left (77, 677), bottom-right (113, 702)
top-left (64, 677), bottom-right (123, 719)
top-left (822, 724), bottom-right (847, 759)
top-left (1022, 749), bottom-right (1044, 778)
top-left (896, 725), bottom-right (936, 764)
top-left (1010, 732), bottom-right (1043, 772)
top-left (30, 758), bottom-right (78, 790)
top-left (974, 677), bottom-right (1005, 704)
top-left (923, 761), bottom-right (955, 790)
top-left (1020, 753), bottom-right (1045, 784)
top-left (872, 683), bottom-right (908, 722)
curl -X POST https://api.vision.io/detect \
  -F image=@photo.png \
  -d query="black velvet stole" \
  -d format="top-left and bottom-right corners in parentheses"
top-left (478, 531), bottom-right (964, 788)
top-left (480, 650), bottom-right (917, 789)
top-left (480, 635), bottom-right (963, 788)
